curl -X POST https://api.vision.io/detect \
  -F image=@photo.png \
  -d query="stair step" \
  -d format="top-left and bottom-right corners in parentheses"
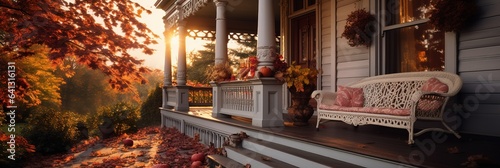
top-left (207, 154), bottom-right (245, 168)
top-left (224, 145), bottom-right (298, 168)
top-left (243, 137), bottom-right (362, 168)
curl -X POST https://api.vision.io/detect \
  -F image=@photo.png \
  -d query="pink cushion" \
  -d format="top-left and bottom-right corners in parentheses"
top-left (318, 104), bottom-right (410, 116)
top-left (336, 86), bottom-right (352, 106)
top-left (335, 86), bottom-right (365, 107)
top-left (421, 78), bottom-right (448, 93)
top-left (419, 78), bottom-right (448, 112)
top-left (418, 99), bottom-right (443, 111)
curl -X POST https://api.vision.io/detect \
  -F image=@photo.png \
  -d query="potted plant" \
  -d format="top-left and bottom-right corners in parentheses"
top-left (274, 56), bottom-right (319, 126)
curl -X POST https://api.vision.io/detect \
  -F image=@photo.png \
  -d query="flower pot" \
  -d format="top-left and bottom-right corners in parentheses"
top-left (287, 85), bottom-right (315, 126)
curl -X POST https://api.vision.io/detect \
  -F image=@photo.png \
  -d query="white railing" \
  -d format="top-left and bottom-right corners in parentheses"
top-left (211, 78), bottom-right (285, 127)
top-left (221, 85), bottom-right (254, 116)
top-left (185, 122), bottom-right (229, 148)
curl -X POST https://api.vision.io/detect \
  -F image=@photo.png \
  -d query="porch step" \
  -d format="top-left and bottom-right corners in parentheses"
top-left (242, 137), bottom-right (362, 168)
top-left (224, 145), bottom-right (298, 168)
top-left (207, 154), bottom-right (245, 168)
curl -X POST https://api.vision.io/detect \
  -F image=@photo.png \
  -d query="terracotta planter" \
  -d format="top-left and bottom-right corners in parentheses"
top-left (287, 85), bottom-right (315, 126)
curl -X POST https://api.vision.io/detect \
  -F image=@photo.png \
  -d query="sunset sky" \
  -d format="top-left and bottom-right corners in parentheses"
top-left (133, 0), bottom-right (210, 70)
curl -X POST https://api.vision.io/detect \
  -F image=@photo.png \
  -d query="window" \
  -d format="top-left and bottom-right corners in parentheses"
top-left (292, 0), bottom-right (316, 13)
top-left (383, 0), bottom-right (445, 73)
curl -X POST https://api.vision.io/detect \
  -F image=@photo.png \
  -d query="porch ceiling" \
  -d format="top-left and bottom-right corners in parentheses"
top-left (156, 0), bottom-right (280, 35)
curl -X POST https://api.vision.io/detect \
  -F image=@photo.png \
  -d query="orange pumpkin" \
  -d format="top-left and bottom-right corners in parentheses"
top-left (259, 66), bottom-right (273, 77)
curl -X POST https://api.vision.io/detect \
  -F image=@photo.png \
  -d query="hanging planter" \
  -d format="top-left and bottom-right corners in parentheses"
top-left (341, 8), bottom-right (376, 47)
top-left (429, 0), bottom-right (478, 32)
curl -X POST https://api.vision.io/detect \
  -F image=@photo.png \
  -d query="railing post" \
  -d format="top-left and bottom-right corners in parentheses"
top-left (174, 85), bottom-right (190, 112)
top-left (210, 81), bottom-right (226, 118)
top-left (250, 78), bottom-right (284, 127)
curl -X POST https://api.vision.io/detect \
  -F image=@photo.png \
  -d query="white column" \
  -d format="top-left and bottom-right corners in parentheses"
top-left (256, 0), bottom-right (276, 71)
top-left (172, 21), bottom-right (190, 112)
top-left (163, 31), bottom-right (173, 87)
top-left (177, 21), bottom-right (187, 86)
top-left (215, 0), bottom-right (228, 65)
top-left (162, 30), bottom-right (173, 109)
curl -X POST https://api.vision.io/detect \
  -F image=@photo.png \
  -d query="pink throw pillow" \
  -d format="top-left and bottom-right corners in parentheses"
top-left (336, 86), bottom-right (352, 106)
top-left (336, 86), bottom-right (364, 107)
top-left (350, 87), bottom-right (364, 107)
top-left (421, 77), bottom-right (449, 93)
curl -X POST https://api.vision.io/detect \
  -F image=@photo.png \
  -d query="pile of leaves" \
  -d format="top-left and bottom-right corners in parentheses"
top-left (20, 126), bottom-right (220, 168)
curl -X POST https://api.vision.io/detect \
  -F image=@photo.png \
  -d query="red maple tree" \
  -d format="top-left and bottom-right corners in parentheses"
top-left (0, 0), bottom-right (159, 102)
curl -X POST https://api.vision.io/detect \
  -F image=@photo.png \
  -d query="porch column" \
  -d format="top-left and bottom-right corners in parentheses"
top-left (250, 0), bottom-right (283, 127)
top-left (256, 0), bottom-right (276, 72)
top-left (214, 0), bottom-right (228, 64)
top-left (175, 20), bottom-right (189, 112)
top-left (162, 30), bottom-right (173, 109)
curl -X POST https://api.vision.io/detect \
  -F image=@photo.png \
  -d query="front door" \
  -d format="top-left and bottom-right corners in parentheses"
top-left (291, 12), bottom-right (317, 106)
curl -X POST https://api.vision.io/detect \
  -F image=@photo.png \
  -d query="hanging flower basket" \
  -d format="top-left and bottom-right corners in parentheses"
top-left (341, 8), bottom-right (376, 47)
top-left (429, 0), bottom-right (477, 32)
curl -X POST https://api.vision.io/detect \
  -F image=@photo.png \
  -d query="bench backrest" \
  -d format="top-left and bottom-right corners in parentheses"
top-left (347, 71), bottom-right (462, 109)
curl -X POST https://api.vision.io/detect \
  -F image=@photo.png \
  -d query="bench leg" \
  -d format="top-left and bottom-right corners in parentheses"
top-left (316, 117), bottom-right (321, 131)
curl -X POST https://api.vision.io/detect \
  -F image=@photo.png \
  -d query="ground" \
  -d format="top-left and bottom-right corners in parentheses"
top-left (22, 126), bottom-right (217, 168)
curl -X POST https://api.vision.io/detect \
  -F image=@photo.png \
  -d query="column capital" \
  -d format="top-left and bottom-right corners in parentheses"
top-left (214, 0), bottom-right (228, 6)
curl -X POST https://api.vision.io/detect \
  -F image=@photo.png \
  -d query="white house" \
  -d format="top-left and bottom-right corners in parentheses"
top-left (154, 0), bottom-right (500, 167)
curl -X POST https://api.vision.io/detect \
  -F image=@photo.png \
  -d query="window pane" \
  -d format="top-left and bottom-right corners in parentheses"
top-left (385, 23), bottom-right (444, 73)
top-left (308, 0), bottom-right (316, 7)
top-left (293, 0), bottom-right (304, 12)
top-left (385, 0), bottom-right (433, 26)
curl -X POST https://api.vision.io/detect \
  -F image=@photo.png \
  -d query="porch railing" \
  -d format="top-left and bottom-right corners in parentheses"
top-left (211, 78), bottom-right (285, 127)
top-left (188, 86), bottom-right (213, 106)
top-left (212, 81), bottom-right (254, 118)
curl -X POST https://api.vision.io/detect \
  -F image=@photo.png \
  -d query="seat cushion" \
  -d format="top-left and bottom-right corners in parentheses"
top-left (319, 104), bottom-right (410, 116)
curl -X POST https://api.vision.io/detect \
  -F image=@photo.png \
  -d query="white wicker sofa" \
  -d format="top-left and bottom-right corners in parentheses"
top-left (311, 71), bottom-right (463, 144)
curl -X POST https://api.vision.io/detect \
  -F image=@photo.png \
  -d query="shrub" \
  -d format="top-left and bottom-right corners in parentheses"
top-left (138, 86), bottom-right (162, 128)
top-left (0, 132), bottom-right (35, 166)
top-left (24, 108), bottom-right (83, 154)
top-left (93, 102), bottom-right (141, 137)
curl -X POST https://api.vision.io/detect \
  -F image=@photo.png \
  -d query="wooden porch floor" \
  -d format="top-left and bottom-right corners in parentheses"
top-left (176, 107), bottom-right (500, 168)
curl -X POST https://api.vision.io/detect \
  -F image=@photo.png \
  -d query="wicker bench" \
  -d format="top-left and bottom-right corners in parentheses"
top-left (311, 71), bottom-right (463, 144)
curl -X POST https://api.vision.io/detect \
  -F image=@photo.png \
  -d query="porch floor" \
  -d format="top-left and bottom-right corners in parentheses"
top-left (174, 107), bottom-right (500, 168)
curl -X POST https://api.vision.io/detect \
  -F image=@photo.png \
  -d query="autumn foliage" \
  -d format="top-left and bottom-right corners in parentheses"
top-left (0, 0), bottom-right (159, 105)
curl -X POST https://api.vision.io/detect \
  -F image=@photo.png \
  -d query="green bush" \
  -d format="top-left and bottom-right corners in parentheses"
top-left (138, 86), bottom-right (162, 128)
top-left (93, 102), bottom-right (141, 136)
top-left (0, 132), bottom-right (36, 166)
top-left (24, 108), bottom-right (83, 154)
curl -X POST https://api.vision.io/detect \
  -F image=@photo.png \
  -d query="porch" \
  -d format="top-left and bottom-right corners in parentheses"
top-left (160, 106), bottom-right (500, 168)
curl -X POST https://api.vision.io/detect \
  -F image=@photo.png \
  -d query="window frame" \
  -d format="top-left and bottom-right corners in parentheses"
top-left (375, 0), bottom-right (457, 75)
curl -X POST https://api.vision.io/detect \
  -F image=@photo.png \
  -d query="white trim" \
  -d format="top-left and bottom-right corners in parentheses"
top-left (444, 32), bottom-right (458, 73)
top-left (331, 0), bottom-right (337, 90)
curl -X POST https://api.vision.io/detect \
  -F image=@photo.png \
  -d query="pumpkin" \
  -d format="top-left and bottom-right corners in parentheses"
top-left (122, 138), bottom-right (133, 147)
top-left (191, 153), bottom-right (204, 162)
top-left (191, 161), bottom-right (202, 168)
top-left (259, 66), bottom-right (273, 77)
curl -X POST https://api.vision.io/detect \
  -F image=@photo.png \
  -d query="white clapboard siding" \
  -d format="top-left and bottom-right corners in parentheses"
top-left (335, 0), bottom-right (370, 89)
top-left (320, 0), bottom-right (333, 90)
top-left (458, 0), bottom-right (500, 137)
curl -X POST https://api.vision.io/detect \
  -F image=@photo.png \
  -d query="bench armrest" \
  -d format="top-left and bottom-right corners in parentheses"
top-left (312, 90), bottom-right (338, 106)
top-left (411, 91), bottom-right (451, 103)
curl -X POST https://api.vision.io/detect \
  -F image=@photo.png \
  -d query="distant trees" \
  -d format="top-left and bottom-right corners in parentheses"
top-left (0, 0), bottom-right (158, 105)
